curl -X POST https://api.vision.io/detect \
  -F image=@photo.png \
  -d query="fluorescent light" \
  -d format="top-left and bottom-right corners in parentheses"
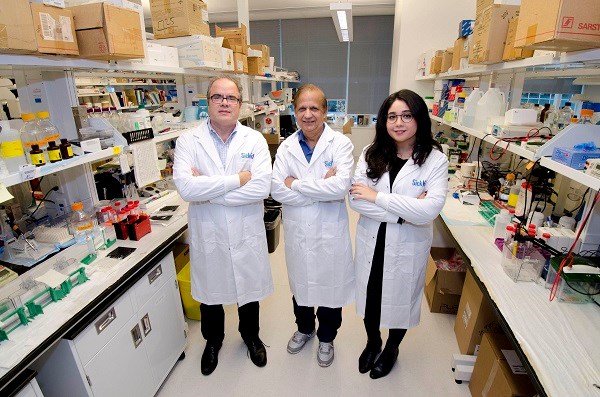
top-left (337, 11), bottom-right (348, 30)
top-left (330, 2), bottom-right (353, 42)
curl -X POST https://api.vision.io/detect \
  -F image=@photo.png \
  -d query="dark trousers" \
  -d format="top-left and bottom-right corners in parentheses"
top-left (200, 301), bottom-right (260, 344)
top-left (292, 296), bottom-right (342, 343)
top-left (364, 223), bottom-right (407, 350)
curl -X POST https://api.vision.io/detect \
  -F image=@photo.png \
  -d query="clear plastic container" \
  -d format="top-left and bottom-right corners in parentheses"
top-left (461, 88), bottom-right (483, 128)
top-left (68, 202), bottom-right (93, 237)
top-left (474, 88), bottom-right (506, 131)
top-left (20, 113), bottom-right (48, 164)
top-left (36, 111), bottom-right (61, 147)
top-left (556, 102), bottom-right (573, 130)
top-left (0, 120), bottom-right (27, 173)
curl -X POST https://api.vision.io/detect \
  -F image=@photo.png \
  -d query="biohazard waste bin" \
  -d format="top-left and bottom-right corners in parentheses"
top-left (176, 262), bottom-right (201, 320)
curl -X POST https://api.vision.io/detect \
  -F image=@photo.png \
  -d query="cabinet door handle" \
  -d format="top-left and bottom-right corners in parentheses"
top-left (141, 313), bottom-right (152, 336)
top-left (148, 264), bottom-right (163, 285)
top-left (95, 308), bottom-right (116, 335)
top-left (131, 324), bottom-right (143, 348)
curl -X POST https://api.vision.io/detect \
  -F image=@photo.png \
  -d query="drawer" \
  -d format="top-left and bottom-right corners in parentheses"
top-left (74, 290), bottom-right (135, 366)
top-left (130, 252), bottom-right (176, 311)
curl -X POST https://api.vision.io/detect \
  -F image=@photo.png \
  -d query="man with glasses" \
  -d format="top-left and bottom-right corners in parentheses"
top-left (173, 75), bottom-right (273, 376)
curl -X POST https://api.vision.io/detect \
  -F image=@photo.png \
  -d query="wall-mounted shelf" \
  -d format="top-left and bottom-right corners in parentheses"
top-left (0, 147), bottom-right (122, 188)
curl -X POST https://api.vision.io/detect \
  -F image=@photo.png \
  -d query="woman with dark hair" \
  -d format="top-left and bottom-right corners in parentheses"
top-left (349, 89), bottom-right (448, 379)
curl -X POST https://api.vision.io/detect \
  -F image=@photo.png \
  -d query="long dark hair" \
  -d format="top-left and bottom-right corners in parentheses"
top-left (365, 89), bottom-right (441, 181)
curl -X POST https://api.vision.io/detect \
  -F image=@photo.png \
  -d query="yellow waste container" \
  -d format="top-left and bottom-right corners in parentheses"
top-left (176, 262), bottom-right (201, 320)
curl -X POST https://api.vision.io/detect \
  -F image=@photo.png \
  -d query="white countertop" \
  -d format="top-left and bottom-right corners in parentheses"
top-left (0, 193), bottom-right (188, 380)
top-left (440, 183), bottom-right (600, 397)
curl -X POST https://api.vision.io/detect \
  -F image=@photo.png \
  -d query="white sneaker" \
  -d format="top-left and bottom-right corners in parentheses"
top-left (287, 330), bottom-right (316, 354)
top-left (317, 342), bottom-right (334, 367)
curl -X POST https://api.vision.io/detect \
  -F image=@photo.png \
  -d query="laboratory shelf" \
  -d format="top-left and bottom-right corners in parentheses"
top-left (539, 157), bottom-right (600, 192)
top-left (430, 115), bottom-right (535, 161)
top-left (0, 147), bottom-right (122, 188)
top-left (153, 129), bottom-right (185, 143)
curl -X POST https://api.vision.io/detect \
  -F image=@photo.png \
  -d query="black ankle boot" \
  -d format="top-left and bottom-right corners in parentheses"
top-left (358, 342), bottom-right (381, 374)
top-left (245, 338), bottom-right (267, 367)
top-left (201, 341), bottom-right (222, 375)
top-left (369, 347), bottom-right (399, 379)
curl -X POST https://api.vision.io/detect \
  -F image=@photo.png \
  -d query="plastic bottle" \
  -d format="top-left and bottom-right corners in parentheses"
top-left (47, 140), bottom-right (62, 163)
top-left (557, 102), bottom-right (573, 130)
top-left (68, 202), bottom-right (93, 237)
top-left (533, 103), bottom-right (541, 121)
top-left (544, 106), bottom-right (557, 128)
top-left (493, 209), bottom-right (512, 240)
top-left (474, 88), bottom-right (506, 132)
top-left (507, 182), bottom-right (520, 208)
top-left (36, 111), bottom-right (60, 147)
top-left (0, 120), bottom-right (27, 173)
top-left (59, 138), bottom-right (73, 159)
top-left (499, 173), bottom-right (516, 202)
top-left (461, 88), bottom-right (483, 128)
top-left (134, 104), bottom-right (151, 130)
top-left (515, 181), bottom-right (532, 217)
top-left (580, 109), bottom-right (594, 124)
top-left (29, 144), bottom-right (46, 167)
top-left (20, 113), bottom-right (47, 164)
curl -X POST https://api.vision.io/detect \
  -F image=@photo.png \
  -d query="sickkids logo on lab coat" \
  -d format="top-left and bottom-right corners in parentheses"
top-left (324, 160), bottom-right (333, 167)
top-left (241, 152), bottom-right (255, 159)
top-left (412, 179), bottom-right (426, 187)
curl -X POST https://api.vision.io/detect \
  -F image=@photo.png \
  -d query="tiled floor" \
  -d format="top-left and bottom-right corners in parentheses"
top-left (157, 208), bottom-right (470, 397)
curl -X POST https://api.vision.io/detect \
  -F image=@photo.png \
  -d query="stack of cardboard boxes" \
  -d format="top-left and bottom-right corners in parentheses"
top-left (0, 0), bottom-right (147, 59)
top-left (150, 0), bottom-right (222, 69)
top-left (215, 24), bottom-right (248, 74)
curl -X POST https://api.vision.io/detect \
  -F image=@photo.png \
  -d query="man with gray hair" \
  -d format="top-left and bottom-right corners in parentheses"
top-left (173, 75), bottom-right (273, 375)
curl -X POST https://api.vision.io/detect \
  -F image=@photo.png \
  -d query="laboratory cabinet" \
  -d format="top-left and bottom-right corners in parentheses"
top-left (14, 378), bottom-right (45, 397)
top-left (35, 252), bottom-right (186, 397)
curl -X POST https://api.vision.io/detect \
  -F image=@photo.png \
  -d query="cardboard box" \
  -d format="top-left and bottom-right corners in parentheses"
top-left (469, 4), bottom-right (520, 64)
top-left (452, 37), bottom-right (469, 70)
top-left (30, 0), bottom-right (65, 7)
top-left (150, 0), bottom-right (209, 39)
top-left (156, 35), bottom-right (222, 69)
top-left (503, 17), bottom-right (534, 61)
top-left (30, 3), bottom-right (79, 55)
top-left (0, 0), bottom-right (38, 53)
top-left (247, 56), bottom-right (264, 76)
top-left (476, 0), bottom-right (521, 17)
top-left (233, 52), bottom-right (248, 74)
top-left (429, 55), bottom-right (443, 74)
top-left (249, 44), bottom-right (270, 67)
top-left (132, 42), bottom-right (179, 67)
top-left (514, 0), bottom-right (600, 52)
top-left (469, 333), bottom-right (537, 397)
top-left (216, 23), bottom-right (248, 55)
top-left (220, 47), bottom-right (234, 71)
top-left (70, 3), bottom-right (144, 60)
top-left (440, 48), bottom-right (454, 73)
top-left (454, 271), bottom-right (503, 355)
top-left (424, 247), bottom-right (466, 314)
top-left (262, 132), bottom-right (280, 145)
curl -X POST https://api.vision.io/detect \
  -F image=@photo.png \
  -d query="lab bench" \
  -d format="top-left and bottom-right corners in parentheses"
top-left (0, 193), bottom-right (189, 395)
top-left (439, 179), bottom-right (600, 397)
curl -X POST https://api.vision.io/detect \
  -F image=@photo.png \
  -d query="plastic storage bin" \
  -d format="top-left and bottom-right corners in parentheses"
top-left (500, 241), bottom-right (544, 282)
top-left (545, 256), bottom-right (600, 303)
top-left (176, 262), bottom-right (201, 320)
top-left (264, 209), bottom-right (281, 254)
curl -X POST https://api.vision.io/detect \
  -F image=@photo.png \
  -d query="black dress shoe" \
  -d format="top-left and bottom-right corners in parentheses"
top-left (358, 344), bottom-right (381, 374)
top-left (245, 338), bottom-right (267, 367)
top-left (201, 342), bottom-right (222, 375)
top-left (369, 347), bottom-right (399, 379)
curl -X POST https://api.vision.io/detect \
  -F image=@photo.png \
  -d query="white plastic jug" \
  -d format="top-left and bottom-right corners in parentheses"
top-left (473, 88), bottom-right (506, 132)
top-left (460, 88), bottom-right (483, 128)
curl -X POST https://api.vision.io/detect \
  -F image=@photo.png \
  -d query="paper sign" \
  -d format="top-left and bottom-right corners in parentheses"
top-left (501, 349), bottom-right (527, 375)
top-left (35, 269), bottom-right (68, 289)
top-left (19, 164), bottom-right (38, 182)
top-left (0, 183), bottom-right (14, 204)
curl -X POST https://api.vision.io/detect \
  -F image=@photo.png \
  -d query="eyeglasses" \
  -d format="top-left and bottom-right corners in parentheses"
top-left (209, 94), bottom-right (240, 104)
top-left (386, 113), bottom-right (413, 123)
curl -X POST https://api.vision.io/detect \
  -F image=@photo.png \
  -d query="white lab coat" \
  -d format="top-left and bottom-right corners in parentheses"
top-left (271, 124), bottom-right (355, 308)
top-left (173, 121), bottom-right (273, 306)
top-left (350, 146), bottom-right (448, 328)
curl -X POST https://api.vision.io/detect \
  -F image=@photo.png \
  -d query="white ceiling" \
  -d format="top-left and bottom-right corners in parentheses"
top-left (141, 0), bottom-right (395, 24)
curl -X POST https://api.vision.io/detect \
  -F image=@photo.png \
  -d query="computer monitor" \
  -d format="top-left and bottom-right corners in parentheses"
top-left (279, 114), bottom-right (296, 138)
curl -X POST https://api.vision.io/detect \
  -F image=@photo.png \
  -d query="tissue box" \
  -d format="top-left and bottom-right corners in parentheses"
top-left (552, 147), bottom-right (600, 170)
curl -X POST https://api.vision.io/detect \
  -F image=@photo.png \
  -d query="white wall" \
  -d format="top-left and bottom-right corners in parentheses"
top-left (390, 0), bottom-right (476, 97)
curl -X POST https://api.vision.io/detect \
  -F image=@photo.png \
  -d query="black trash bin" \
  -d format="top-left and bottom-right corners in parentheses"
top-left (264, 208), bottom-right (281, 253)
